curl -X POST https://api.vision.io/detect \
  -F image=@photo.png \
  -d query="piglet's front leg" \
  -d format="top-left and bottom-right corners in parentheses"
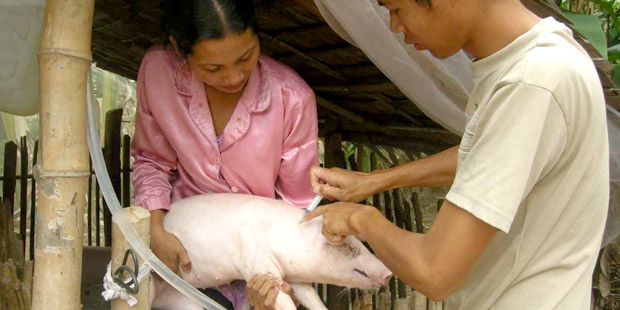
top-left (274, 291), bottom-right (297, 310)
top-left (290, 283), bottom-right (327, 310)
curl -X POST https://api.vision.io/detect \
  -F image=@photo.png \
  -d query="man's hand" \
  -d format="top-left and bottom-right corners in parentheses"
top-left (302, 202), bottom-right (381, 244)
top-left (310, 167), bottom-right (375, 202)
top-left (246, 274), bottom-right (294, 310)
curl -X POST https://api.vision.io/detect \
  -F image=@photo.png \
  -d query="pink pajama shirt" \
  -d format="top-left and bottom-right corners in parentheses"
top-left (131, 45), bottom-right (319, 309)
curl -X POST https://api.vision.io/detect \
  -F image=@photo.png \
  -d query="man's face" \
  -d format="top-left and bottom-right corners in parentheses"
top-left (379, 0), bottom-right (472, 59)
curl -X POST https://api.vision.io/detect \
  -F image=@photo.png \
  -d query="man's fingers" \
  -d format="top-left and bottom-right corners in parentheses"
top-left (327, 234), bottom-right (346, 245)
top-left (303, 205), bottom-right (328, 222)
top-left (318, 184), bottom-right (345, 201)
top-left (310, 167), bottom-right (328, 189)
top-left (322, 223), bottom-right (346, 245)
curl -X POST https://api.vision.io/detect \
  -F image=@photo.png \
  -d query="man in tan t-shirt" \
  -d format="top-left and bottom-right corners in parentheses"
top-left (295, 0), bottom-right (610, 309)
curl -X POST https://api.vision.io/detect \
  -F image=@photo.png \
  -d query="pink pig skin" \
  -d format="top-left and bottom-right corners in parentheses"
top-left (150, 193), bottom-right (392, 310)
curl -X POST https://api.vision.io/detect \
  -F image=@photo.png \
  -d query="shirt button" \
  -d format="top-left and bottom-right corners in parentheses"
top-left (231, 186), bottom-right (238, 193)
top-left (215, 157), bottom-right (220, 164)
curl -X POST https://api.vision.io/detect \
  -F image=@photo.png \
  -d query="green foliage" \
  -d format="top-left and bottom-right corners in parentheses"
top-left (562, 0), bottom-right (620, 86)
top-left (563, 10), bottom-right (609, 58)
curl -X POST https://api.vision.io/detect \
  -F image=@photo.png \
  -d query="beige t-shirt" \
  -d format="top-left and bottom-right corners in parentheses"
top-left (445, 17), bottom-right (609, 309)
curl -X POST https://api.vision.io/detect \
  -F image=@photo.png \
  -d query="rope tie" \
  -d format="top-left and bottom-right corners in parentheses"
top-left (101, 249), bottom-right (151, 307)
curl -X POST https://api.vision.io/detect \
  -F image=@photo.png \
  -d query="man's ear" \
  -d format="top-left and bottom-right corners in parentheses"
top-left (169, 35), bottom-right (183, 57)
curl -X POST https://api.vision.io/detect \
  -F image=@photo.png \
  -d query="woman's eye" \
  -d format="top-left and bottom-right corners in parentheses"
top-left (204, 67), bottom-right (219, 73)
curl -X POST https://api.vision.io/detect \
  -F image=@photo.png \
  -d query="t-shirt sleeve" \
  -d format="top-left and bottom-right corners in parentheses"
top-left (446, 82), bottom-right (567, 233)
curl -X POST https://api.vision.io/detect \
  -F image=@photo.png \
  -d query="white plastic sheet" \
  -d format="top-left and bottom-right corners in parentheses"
top-left (313, 0), bottom-right (472, 134)
top-left (0, 0), bottom-right (44, 116)
top-left (314, 0), bottom-right (620, 245)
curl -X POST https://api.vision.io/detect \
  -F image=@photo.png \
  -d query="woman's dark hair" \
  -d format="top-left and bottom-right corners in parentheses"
top-left (162, 0), bottom-right (256, 57)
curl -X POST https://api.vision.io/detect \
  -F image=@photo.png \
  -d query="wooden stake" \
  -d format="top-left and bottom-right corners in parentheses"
top-left (411, 290), bottom-right (426, 310)
top-left (393, 298), bottom-right (409, 310)
top-left (361, 291), bottom-right (373, 310)
top-left (376, 291), bottom-right (390, 310)
top-left (111, 207), bottom-right (150, 310)
top-left (21, 260), bottom-right (34, 310)
top-left (31, 0), bottom-right (94, 309)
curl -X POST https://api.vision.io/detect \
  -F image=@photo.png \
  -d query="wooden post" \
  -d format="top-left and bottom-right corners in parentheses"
top-left (96, 178), bottom-right (101, 246)
top-left (104, 108), bottom-right (123, 246)
top-left (411, 290), bottom-right (426, 310)
top-left (323, 122), bottom-right (348, 310)
top-left (361, 291), bottom-right (374, 310)
top-left (31, 0), bottom-right (94, 309)
top-left (88, 159), bottom-right (93, 246)
top-left (3, 141), bottom-right (17, 213)
top-left (19, 136), bottom-right (28, 258)
top-left (391, 190), bottom-right (408, 299)
top-left (376, 290), bottom-right (391, 310)
top-left (437, 198), bottom-right (444, 213)
top-left (393, 298), bottom-right (409, 310)
top-left (383, 192), bottom-right (397, 309)
top-left (428, 300), bottom-right (443, 310)
top-left (111, 207), bottom-right (150, 310)
top-left (122, 135), bottom-right (131, 207)
top-left (29, 141), bottom-right (38, 261)
top-left (411, 193), bottom-right (424, 233)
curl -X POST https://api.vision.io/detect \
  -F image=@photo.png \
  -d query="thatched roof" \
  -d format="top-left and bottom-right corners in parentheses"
top-left (91, 0), bottom-right (620, 154)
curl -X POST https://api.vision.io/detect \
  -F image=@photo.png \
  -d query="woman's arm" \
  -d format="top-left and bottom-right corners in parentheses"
top-left (274, 87), bottom-right (320, 207)
top-left (130, 54), bottom-right (178, 213)
top-left (131, 53), bottom-right (189, 274)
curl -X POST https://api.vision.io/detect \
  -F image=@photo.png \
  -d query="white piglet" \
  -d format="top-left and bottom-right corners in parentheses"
top-left (150, 193), bottom-right (392, 310)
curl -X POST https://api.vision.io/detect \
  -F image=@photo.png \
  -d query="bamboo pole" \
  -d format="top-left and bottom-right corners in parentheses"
top-left (110, 206), bottom-right (150, 310)
top-left (31, 0), bottom-right (94, 309)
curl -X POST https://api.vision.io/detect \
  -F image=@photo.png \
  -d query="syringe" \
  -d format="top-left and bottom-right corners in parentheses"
top-left (299, 194), bottom-right (323, 223)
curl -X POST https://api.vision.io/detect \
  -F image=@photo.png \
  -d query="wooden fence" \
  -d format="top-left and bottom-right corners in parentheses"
top-left (0, 109), bottom-right (445, 309)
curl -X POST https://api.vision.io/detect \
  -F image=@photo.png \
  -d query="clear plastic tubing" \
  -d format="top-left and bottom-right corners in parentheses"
top-left (86, 70), bottom-right (226, 310)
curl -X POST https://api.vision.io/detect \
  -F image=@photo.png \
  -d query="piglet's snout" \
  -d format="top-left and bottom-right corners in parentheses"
top-left (381, 271), bottom-right (393, 286)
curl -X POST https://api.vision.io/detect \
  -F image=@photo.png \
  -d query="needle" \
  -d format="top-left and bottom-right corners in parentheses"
top-left (300, 194), bottom-right (322, 223)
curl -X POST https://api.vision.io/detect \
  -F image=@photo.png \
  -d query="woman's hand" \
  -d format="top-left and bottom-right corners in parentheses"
top-left (246, 274), bottom-right (295, 310)
top-left (302, 202), bottom-right (381, 244)
top-left (151, 226), bottom-right (192, 275)
top-left (310, 167), bottom-right (375, 202)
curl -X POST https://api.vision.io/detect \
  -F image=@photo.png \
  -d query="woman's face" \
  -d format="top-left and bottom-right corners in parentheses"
top-left (183, 29), bottom-right (260, 94)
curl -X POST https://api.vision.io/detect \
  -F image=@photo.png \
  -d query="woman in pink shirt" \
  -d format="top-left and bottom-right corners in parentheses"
top-left (131, 0), bottom-right (318, 308)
